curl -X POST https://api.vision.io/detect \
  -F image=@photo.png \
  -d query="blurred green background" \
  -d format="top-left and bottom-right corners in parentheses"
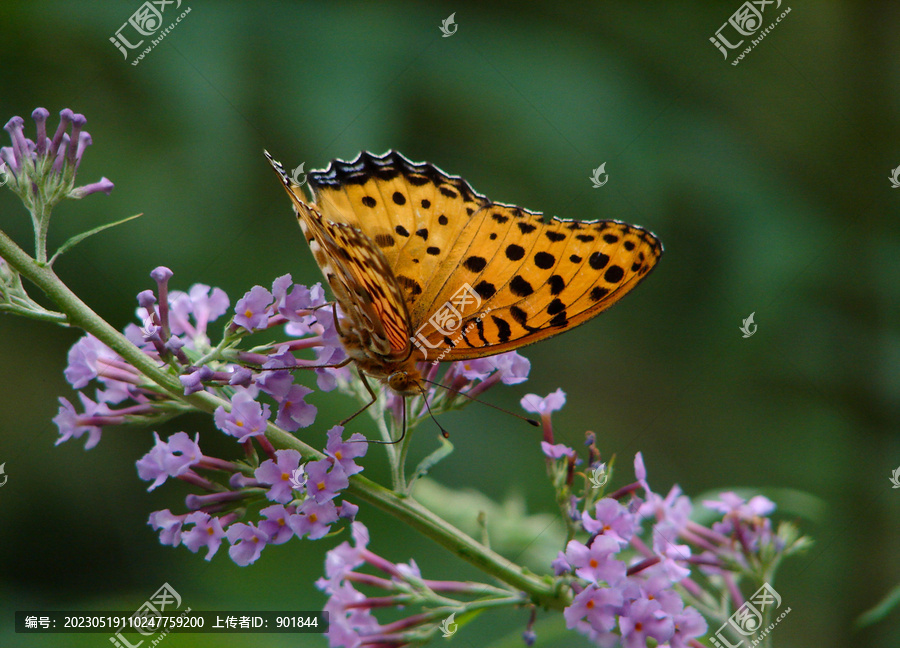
top-left (1, 1), bottom-right (898, 646)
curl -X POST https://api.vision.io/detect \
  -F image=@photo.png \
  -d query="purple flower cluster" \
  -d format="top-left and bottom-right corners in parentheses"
top-left (521, 389), bottom-right (797, 648)
top-left (1, 108), bottom-right (113, 202)
top-left (552, 457), bottom-right (708, 648)
top-left (317, 521), bottom-right (502, 647)
top-left (49, 267), bottom-right (367, 563)
top-left (54, 268), bottom-right (347, 450)
top-left (146, 426), bottom-right (363, 566)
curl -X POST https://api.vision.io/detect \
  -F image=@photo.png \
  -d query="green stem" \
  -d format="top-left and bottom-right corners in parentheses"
top-left (0, 302), bottom-right (67, 323)
top-left (343, 477), bottom-right (566, 609)
top-left (32, 198), bottom-right (50, 264)
top-left (396, 401), bottom-right (414, 492)
top-left (0, 225), bottom-right (567, 610)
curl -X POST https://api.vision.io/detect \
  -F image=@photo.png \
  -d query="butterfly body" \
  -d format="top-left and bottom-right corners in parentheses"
top-left (266, 150), bottom-right (662, 394)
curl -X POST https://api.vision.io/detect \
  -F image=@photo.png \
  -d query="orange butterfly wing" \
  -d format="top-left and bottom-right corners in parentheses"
top-left (303, 151), bottom-right (662, 361)
top-left (266, 152), bottom-right (413, 362)
top-left (268, 150), bottom-right (661, 365)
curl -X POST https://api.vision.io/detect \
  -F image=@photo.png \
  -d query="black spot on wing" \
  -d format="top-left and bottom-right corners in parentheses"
top-left (474, 280), bottom-right (496, 298)
top-left (464, 256), bottom-right (487, 272)
top-left (589, 252), bottom-right (609, 269)
top-left (548, 275), bottom-right (565, 295)
top-left (506, 244), bottom-right (525, 261)
top-left (604, 265), bottom-right (624, 283)
top-left (492, 316), bottom-right (511, 343)
top-left (590, 286), bottom-right (609, 301)
top-left (474, 317), bottom-right (488, 345)
top-left (510, 275), bottom-right (534, 297)
top-left (510, 306), bottom-right (539, 332)
top-left (547, 298), bottom-right (565, 315)
top-left (534, 252), bottom-right (555, 269)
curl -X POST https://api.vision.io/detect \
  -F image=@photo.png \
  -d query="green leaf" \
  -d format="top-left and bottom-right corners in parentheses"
top-left (856, 582), bottom-right (900, 628)
top-left (407, 435), bottom-right (454, 489)
top-left (49, 213), bottom-right (143, 265)
top-left (412, 478), bottom-right (565, 572)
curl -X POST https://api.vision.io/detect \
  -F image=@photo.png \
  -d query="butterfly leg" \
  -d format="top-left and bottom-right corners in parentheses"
top-left (304, 356), bottom-right (352, 370)
top-left (301, 300), bottom-right (344, 337)
top-left (339, 369), bottom-right (380, 426)
top-left (331, 302), bottom-right (347, 338)
top-left (354, 385), bottom-right (408, 446)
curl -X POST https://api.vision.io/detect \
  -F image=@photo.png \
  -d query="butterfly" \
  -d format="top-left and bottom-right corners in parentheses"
top-left (265, 150), bottom-right (662, 396)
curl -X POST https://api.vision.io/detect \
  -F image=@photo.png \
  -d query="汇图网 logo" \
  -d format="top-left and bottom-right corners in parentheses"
top-left (589, 162), bottom-right (609, 188)
top-left (739, 312), bottom-right (757, 338)
top-left (411, 283), bottom-right (491, 363)
top-left (439, 13), bottom-right (458, 37)
top-left (710, 1), bottom-right (791, 66)
top-left (110, 1), bottom-right (192, 67)
top-left (710, 582), bottom-right (791, 647)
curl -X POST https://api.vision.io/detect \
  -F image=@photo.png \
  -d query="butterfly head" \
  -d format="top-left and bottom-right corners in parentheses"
top-left (387, 368), bottom-right (422, 396)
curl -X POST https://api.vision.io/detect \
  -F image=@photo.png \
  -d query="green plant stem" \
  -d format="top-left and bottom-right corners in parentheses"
top-left (32, 199), bottom-right (50, 264)
top-left (0, 225), bottom-right (567, 610)
top-left (0, 302), bottom-right (67, 323)
top-left (344, 476), bottom-right (565, 609)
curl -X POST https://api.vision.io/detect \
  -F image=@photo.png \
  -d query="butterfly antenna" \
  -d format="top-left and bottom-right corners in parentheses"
top-left (419, 377), bottom-right (539, 427)
top-left (417, 382), bottom-right (452, 439)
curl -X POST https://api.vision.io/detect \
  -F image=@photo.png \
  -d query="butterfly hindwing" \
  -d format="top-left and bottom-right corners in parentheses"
top-left (265, 152), bottom-right (413, 360)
